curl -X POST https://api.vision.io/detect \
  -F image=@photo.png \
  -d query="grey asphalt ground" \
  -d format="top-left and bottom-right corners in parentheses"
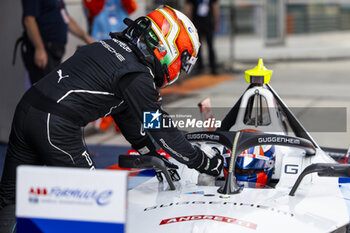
top-left (85, 59), bottom-right (350, 150)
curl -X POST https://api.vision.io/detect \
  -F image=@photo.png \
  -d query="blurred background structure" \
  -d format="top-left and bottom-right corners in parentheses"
top-left (1, 0), bottom-right (350, 144)
top-left (64, 0), bottom-right (350, 64)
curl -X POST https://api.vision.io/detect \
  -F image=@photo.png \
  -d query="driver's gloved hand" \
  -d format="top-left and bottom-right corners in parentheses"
top-left (188, 146), bottom-right (224, 177)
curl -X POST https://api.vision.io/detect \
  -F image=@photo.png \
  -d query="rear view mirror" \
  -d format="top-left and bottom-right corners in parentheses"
top-left (119, 155), bottom-right (156, 169)
top-left (317, 163), bottom-right (350, 177)
top-left (289, 163), bottom-right (350, 196)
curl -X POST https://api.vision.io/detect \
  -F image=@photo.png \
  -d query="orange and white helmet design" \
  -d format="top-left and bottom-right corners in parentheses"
top-left (146, 6), bottom-right (200, 87)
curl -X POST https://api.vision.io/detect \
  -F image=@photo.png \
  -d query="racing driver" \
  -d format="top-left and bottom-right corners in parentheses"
top-left (0, 6), bottom-right (223, 231)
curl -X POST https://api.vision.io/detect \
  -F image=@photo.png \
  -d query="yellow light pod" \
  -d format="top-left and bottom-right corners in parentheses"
top-left (244, 59), bottom-right (273, 84)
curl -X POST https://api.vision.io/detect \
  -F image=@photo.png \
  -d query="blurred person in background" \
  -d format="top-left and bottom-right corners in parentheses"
top-left (19, 0), bottom-right (95, 85)
top-left (185, 0), bottom-right (220, 75)
top-left (84, 0), bottom-right (137, 41)
top-left (84, 0), bottom-right (137, 132)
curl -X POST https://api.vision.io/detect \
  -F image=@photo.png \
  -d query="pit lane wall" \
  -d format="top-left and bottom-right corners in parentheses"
top-left (16, 166), bottom-right (128, 233)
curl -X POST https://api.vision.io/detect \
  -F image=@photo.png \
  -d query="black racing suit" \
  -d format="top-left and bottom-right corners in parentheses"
top-left (0, 38), bottom-right (210, 229)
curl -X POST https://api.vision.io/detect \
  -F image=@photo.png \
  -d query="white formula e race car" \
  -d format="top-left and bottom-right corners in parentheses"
top-left (119, 59), bottom-right (350, 233)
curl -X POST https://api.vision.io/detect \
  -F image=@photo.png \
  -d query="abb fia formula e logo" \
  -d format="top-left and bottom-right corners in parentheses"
top-left (17, 167), bottom-right (128, 225)
top-left (29, 187), bottom-right (47, 203)
top-left (28, 186), bottom-right (113, 206)
top-left (30, 187), bottom-right (47, 195)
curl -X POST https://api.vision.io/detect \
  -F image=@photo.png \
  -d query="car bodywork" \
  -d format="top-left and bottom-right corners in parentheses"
top-left (123, 60), bottom-right (350, 233)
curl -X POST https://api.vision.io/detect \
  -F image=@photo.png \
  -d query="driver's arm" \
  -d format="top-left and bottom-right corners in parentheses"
top-left (111, 103), bottom-right (157, 155)
top-left (117, 72), bottom-right (223, 176)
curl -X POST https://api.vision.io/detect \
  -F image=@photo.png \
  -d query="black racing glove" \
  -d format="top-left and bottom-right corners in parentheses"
top-left (188, 147), bottom-right (224, 177)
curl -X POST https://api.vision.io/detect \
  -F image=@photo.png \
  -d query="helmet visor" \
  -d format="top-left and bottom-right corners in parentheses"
top-left (235, 154), bottom-right (274, 172)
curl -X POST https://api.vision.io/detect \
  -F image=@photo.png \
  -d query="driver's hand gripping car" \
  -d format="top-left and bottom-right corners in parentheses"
top-left (0, 6), bottom-right (224, 232)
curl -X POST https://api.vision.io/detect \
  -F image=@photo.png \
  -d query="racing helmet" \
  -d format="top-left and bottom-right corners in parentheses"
top-left (235, 145), bottom-right (275, 188)
top-left (223, 130), bottom-right (276, 188)
top-left (146, 6), bottom-right (200, 87)
top-left (118, 6), bottom-right (200, 87)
